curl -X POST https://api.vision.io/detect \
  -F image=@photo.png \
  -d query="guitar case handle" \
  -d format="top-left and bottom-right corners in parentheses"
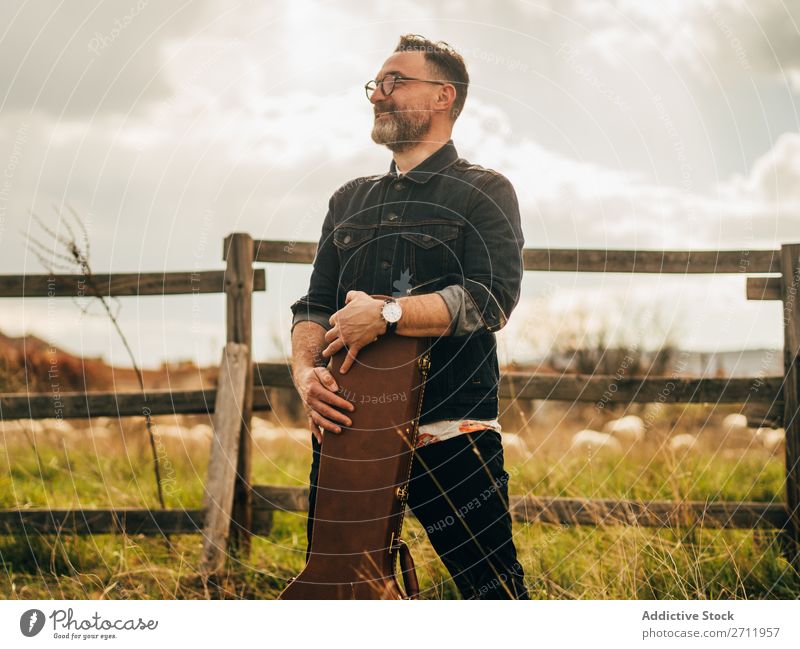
top-left (394, 537), bottom-right (420, 599)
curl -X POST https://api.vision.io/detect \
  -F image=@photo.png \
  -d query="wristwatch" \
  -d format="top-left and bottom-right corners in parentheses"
top-left (380, 298), bottom-right (403, 334)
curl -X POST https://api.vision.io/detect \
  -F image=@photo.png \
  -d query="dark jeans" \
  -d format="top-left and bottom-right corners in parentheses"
top-left (306, 428), bottom-right (529, 600)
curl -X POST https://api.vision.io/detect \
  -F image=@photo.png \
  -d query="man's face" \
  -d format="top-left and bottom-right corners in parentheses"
top-left (369, 51), bottom-right (439, 153)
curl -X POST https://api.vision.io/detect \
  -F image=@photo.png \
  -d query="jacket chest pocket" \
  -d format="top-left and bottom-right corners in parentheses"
top-left (399, 222), bottom-right (461, 285)
top-left (333, 225), bottom-right (377, 293)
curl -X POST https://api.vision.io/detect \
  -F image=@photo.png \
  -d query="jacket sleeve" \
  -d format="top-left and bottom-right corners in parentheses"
top-left (411, 171), bottom-right (524, 336)
top-left (290, 194), bottom-right (339, 333)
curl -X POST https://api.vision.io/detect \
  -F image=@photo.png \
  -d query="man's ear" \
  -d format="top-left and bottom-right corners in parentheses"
top-left (435, 83), bottom-right (457, 114)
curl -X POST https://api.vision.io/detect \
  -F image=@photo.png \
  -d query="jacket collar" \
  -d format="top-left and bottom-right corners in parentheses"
top-left (389, 139), bottom-right (459, 184)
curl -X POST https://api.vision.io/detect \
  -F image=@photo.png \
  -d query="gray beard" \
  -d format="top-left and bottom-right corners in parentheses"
top-left (371, 108), bottom-right (432, 153)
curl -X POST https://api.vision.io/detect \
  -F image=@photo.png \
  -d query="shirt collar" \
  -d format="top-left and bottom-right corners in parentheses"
top-left (388, 139), bottom-right (459, 184)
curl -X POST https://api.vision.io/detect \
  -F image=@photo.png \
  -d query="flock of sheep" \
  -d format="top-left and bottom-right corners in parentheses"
top-left (0, 415), bottom-right (311, 446)
top-left (500, 413), bottom-right (786, 460)
top-left (1, 414), bottom-right (787, 460)
top-left (571, 414), bottom-right (785, 453)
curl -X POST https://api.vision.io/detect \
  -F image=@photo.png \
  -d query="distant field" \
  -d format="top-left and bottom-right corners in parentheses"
top-left (1, 407), bottom-right (799, 599)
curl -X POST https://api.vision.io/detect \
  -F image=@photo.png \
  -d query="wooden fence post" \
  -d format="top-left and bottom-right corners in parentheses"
top-left (780, 243), bottom-right (800, 566)
top-left (201, 342), bottom-right (249, 575)
top-left (224, 233), bottom-right (255, 559)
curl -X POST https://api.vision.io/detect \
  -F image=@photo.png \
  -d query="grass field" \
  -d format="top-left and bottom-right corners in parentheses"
top-left (1, 408), bottom-right (799, 600)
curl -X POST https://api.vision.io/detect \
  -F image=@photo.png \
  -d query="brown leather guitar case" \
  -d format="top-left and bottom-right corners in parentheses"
top-left (279, 310), bottom-right (431, 600)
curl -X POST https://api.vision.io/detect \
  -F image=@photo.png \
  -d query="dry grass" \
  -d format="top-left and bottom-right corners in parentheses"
top-left (1, 404), bottom-right (798, 599)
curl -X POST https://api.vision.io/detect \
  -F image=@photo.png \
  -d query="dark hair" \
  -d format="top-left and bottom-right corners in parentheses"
top-left (394, 34), bottom-right (469, 121)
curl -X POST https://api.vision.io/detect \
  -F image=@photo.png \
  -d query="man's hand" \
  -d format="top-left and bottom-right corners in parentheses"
top-left (322, 290), bottom-right (386, 373)
top-left (294, 365), bottom-right (355, 444)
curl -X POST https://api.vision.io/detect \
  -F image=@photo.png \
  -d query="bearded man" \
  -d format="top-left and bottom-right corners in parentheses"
top-left (290, 34), bottom-right (528, 600)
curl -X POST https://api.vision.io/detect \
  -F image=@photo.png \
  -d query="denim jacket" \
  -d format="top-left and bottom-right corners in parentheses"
top-left (290, 140), bottom-right (524, 424)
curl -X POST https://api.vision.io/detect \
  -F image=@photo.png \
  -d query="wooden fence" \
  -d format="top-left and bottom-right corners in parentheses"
top-left (1, 234), bottom-right (799, 572)
top-left (0, 233), bottom-right (264, 571)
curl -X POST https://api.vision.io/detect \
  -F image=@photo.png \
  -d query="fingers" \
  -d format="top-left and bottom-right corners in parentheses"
top-left (308, 392), bottom-right (353, 426)
top-left (324, 324), bottom-right (339, 344)
top-left (309, 367), bottom-right (355, 410)
top-left (339, 345), bottom-right (360, 374)
top-left (308, 414), bottom-right (323, 444)
top-left (313, 366), bottom-right (339, 392)
top-left (345, 290), bottom-right (364, 304)
top-left (309, 392), bottom-right (353, 426)
top-left (322, 324), bottom-right (345, 358)
top-left (321, 336), bottom-right (345, 359)
top-left (308, 367), bottom-right (354, 424)
top-left (312, 367), bottom-right (354, 411)
top-left (309, 409), bottom-right (342, 435)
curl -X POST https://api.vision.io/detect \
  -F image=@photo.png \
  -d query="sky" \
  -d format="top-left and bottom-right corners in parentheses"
top-left (0, 0), bottom-right (798, 369)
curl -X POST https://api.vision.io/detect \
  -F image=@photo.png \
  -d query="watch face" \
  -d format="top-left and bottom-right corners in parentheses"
top-left (383, 301), bottom-right (402, 323)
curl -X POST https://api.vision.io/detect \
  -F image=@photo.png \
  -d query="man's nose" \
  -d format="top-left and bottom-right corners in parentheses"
top-left (369, 85), bottom-right (386, 104)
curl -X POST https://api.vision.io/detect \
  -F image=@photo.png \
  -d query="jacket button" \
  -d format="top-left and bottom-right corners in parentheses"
top-left (394, 182), bottom-right (404, 191)
top-left (387, 212), bottom-right (398, 221)
top-left (381, 260), bottom-right (391, 270)
top-left (343, 234), bottom-right (351, 244)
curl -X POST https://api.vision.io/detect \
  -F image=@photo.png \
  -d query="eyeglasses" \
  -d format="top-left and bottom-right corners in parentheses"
top-left (364, 73), bottom-right (448, 100)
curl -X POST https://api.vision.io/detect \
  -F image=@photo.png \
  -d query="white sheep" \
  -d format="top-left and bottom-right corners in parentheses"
top-left (285, 427), bottom-right (312, 443)
top-left (88, 425), bottom-right (113, 439)
top-left (251, 418), bottom-right (279, 442)
top-left (188, 424), bottom-right (213, 441)
top-left (570, 429), bottom-right (622, 456)
top-left (603, 415), bottom-right (645, 443)
top-left (500, 432), bottom-right (531, 459)
top-left (668, 433), bottom-right (699, 453)
top-left (720, 413), bottom-right (755, 448)
top-left (755, 428), bottom-right (785, 454)
top-left (252, 426), bottom-right (281, 442)
top-left (0, 420), bottom-right (25, 435)
top-left (42, 418), bottom-right (75, 436)
top-left (153, 425), bottom-right (187, 439)
top-left (722, 413), bottom-right (748, 432)
top-left (8, 419), bottom-right (45, 435)
top-left (252, 426), bottom-right (310, 444)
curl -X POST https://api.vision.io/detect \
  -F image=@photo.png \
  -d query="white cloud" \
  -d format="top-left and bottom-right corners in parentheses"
top-left (721, 131), bottom-right (800, 205)
top-left (455, 99), bottom-right (736, 248)
top-left (566, 0), bottom-right (800, 85)
top-left (1, 0), bottom-right (799, 367)
top-left (0, 1), bottom-right (212, 118)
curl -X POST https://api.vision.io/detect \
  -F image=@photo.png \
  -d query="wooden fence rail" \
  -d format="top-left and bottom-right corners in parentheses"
top-left (0, 366), bottom-right (782, 422)
top-left (0, 270), bottom-right (265, 298)
top-left (243, 240), bottom-right (783, 274)
top-left (250, 486), bottom-right (792, 530)
top-left (0, 233), bottom-right (265, 570)
top-left (0, 488), bottom-right (790, 537)
top-left (0, 387), bottom-right (271, 419)
top-left (253, 362), bottom-right (786, 428)
top-left (244, 238), bottom-right (798, 567)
